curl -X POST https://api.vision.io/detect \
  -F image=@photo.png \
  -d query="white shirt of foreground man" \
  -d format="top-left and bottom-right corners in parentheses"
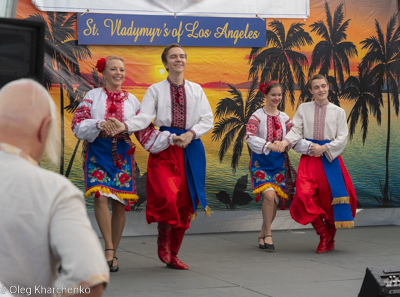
top-left (0, 79), bottom-right (109, 297)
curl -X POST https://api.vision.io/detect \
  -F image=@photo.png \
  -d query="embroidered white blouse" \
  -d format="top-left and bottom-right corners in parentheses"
top-left (246, 108), bottom-right (293, 155)
top-left (124, 79), bottom-right (214, 138)
top-left (71, 88), bottom-right (173, 154)
top-left (283, 101), bottom-right (349, 162)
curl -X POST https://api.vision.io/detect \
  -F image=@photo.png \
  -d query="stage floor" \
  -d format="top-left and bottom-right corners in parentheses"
top-left (101, 224), bottom-right (400, 297)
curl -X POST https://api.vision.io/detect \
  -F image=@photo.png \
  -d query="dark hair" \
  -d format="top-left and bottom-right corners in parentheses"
top-left (161, 43), bottom-right (187, 64)
top-left (308, 74), bottom-right (328, 89)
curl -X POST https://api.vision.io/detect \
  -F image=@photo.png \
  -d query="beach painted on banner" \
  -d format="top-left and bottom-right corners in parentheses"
top-left (78, 14), bottom-right (266, 47)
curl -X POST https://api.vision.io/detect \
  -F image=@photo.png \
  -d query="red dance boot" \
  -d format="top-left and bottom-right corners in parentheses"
top-left (167, 228), bottom-right (189, 270)
top-left (157, 223), bottom-right (171, 264)
top-left (311, 217), bottom-right (331, 254)
top-left (325, 222), bottom-right (336, 252)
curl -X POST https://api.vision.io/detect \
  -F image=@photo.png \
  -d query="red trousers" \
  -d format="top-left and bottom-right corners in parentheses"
top-left (290, 155), bottom-right (357, 225)
top-left (146, 145), bottom-right (193, 230)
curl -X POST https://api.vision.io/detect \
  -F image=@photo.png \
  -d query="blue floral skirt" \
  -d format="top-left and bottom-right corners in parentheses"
top-left (249, 151), bottom-right (288, 202)
top-left (84, 138), bottom-right (138, 201)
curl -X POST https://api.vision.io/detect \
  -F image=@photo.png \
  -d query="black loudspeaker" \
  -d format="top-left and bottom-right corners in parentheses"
top-left (0, 17), bottom-right (45, 88)
top-left (359, 267), bottom-right (400, 297)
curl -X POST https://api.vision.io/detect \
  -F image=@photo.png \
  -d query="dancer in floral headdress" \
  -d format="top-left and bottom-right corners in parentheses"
top-left (72, 56), bottom-right (179, 272)
top-left (247, 81), bottom-right (297, 251)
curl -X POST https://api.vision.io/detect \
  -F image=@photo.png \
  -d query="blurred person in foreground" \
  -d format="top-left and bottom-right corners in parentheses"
top-left (0, 79), bottom-right (109, 297)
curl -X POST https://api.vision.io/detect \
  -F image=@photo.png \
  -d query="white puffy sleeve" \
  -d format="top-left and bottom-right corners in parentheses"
top-left (125, 86), bottom-right (157, 132)
top-left (283, 104), bottom-right (305, 148)
top-left (134, 122), bottom-right (175, 154)
top-left (323, 108), bottom-right (348, 162)
top-left (188, 88), bottom-right (214, 139)
top-left (71, 91), bottom-right (102, 143)
top-left (293, 139), bottom-right (313, 155)
top-left (246, 112), bottom-right (271, 155)
top-left (127, 95), bottom-right (175, 154)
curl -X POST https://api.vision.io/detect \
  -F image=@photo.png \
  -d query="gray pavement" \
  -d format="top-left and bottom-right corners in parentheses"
top-left (101, 225), bottom-right (400, 297)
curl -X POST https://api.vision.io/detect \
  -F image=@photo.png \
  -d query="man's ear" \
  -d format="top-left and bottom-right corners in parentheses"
top-left (38, 116), bottom-right (52, 145)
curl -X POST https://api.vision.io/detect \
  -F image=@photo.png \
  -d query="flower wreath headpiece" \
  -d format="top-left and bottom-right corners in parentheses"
top-left (259, 81), bottom-right (278, 94)
top-left (95, 57), bottom-right (109, 73)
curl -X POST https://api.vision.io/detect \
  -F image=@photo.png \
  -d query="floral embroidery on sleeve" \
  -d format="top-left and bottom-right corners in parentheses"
top-left (71, 99), bottom-right (93, 132)
top-left (246, 115), bottom-right (260, 140)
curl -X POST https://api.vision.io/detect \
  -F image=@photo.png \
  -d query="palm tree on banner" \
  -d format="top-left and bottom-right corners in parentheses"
top-left (307, 0), bottom-right (358, 106)
top-left (25, 12), bottom-right (91, 175)
top-left (63, 67), bottom-right (101, 178)
top-left (211, 76), bottom-right (264, 173)
top-left (342, 65), bottom-right (382, 145)
top-left (248, 20), bottom-right (313, 111)
top-left (360, 14), bottom-right (400, 206)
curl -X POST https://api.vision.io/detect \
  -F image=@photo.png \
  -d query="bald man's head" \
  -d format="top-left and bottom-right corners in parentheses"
top-left (0, 79), bottom-right (59, 165)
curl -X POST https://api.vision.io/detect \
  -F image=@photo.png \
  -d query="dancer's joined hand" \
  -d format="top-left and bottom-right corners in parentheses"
top-left (108, 117), bottom-right (126, 135)
top-left (309, 143), bottom-right (326, 157)
top-left (100, 120), bottom-right (118, 135)
top-left (273, 141), bottom-right (285, 153)
top-left (268, 142), bottom-right (285, 153)
top-left (172, 135), bottom-right (184, 147)
top-left (175, 131), bottom-right (194, 148)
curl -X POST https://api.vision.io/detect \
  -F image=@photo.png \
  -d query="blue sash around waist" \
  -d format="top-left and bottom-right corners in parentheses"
top-left (307, 139), bottom-right (353, 228)
top-left (160, 127), bottom-right (209, 215)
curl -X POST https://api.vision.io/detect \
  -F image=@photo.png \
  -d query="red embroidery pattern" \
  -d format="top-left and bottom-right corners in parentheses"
top-left (285, 119), bottom-right (293, 133)
top-left (313, 103), bottom-right (327, 140)
top-left (266, 112), bottom-right (283, 142)
top-left (105, 93), bottom-right (128, 122)
top-left (71, 103), bottom-right (91, 131)
top-left (246, 116), bottom-right (260, 139)
top-left (324, 144), bottom-right (333, 160)
top-left (82, 99), bottom-right (93, 105)
top-left (148, 132), bottom-right (161, 152)
top-left (134, 123), bottom-right (157, 148)
top-left (189, 129), bottom-right (197, 139)
top-left (169, 78), bottom-right (186, 129)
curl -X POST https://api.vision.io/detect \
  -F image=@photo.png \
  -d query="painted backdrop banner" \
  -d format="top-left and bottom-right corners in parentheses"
top-left (32, 0), bottom-right (310, 19)
top-left (16, 0), bottom-right (400, 212)
top-left (78, 14), bottom-right (266, 47)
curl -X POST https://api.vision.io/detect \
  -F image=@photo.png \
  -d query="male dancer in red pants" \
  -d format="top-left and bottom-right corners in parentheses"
top-left (110, 44), bottom-right (213, 268)
top-left (279, 74), bottom-right (357, 253)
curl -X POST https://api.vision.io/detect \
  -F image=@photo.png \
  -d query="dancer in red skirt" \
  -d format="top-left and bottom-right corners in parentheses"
top-left (110, 44), bottom-right (213, 269)
top-left (280, 74), bottom-right (357, 253)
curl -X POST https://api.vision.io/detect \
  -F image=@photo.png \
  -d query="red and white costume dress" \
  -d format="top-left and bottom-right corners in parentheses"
top-left (246, 108), bottom-right (295, 204)
top-left (72, 87), bottom-right (173, 206)
top-left (283, 101), bottom-right (357, 227)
